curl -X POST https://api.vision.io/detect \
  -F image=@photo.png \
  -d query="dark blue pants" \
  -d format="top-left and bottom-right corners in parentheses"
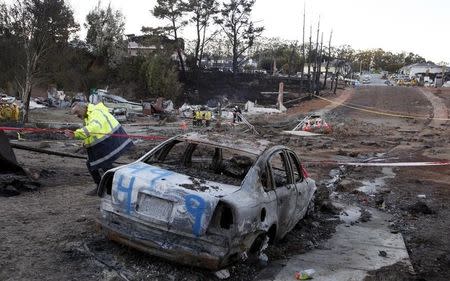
top-left (86, 160), bottom-right (114, 185)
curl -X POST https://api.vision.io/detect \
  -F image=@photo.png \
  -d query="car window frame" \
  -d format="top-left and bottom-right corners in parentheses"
top-left (286, 150), bottom-right (304, 183)
top-left (144, 139), bottom-right (182, 164)
top-left (264, 149), bottom-right (293, 190)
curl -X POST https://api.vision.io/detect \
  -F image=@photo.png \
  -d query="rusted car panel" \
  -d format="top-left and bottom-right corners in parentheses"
top-left (97, 133), bottom-right (316, 270)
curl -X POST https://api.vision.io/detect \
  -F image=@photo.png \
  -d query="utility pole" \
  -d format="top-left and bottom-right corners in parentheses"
top-left (315, 32), bottom-right (323, 94)
top-left (312, 18), bottom-right (320, 95)
top-left (300, 3), bottom-right (306, 85)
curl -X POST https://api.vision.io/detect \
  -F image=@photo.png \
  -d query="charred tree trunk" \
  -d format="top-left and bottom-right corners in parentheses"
top-left (287, 42), bottom-right (297, 77)
top-left (315, 32), bottom-right (323, 95)
top-left (333, 71), bottom-right (339, 94)
top-left (232, 31), bottom-right (239, 75)
top-left (173, 20), bottom-right (186, 77)
top-left (21, 48), bottom-right (40, 124)
top-left (312, 19), bottom-right (320, 95)
top-left (198, 24), bottom-right (208, 70)
top-left (300, 5), bottom-right (306, 86)
top-left (323, 31), bottom-right (333, 90)
top-left (330, 70), bottom-right (336, 91)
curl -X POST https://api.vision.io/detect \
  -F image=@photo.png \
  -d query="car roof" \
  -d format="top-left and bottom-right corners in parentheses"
top-left (175, 132), bottom-right (272, 156)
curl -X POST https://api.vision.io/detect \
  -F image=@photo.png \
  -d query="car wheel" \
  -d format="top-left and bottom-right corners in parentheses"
top-left (249, 233), bottom-right (268, 256)
top-left (247, 233), bottom-right (270, 264)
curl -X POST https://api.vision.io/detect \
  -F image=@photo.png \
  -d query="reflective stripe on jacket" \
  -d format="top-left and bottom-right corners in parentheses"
top-left (74, 103), bottom-right (120, 147)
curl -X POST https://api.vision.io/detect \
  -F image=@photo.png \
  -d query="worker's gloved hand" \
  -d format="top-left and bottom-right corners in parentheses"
top-left (64, 130), bottom-right (74, 138)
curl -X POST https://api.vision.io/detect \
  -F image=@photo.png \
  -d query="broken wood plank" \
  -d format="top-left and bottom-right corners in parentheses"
top-left (11, 143), bottom-right (87, 159)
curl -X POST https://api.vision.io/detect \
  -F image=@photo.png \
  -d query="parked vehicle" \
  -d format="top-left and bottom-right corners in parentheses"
top-left (97, 133), bottom-right (317, 270)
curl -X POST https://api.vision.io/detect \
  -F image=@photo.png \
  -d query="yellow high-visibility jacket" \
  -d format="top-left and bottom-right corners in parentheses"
top-left (203, 111), bottom-right (212, 121)
top-left (74, 103), bottom-right (120, 147)
top-left (194, 111), bottom-right (201, 120)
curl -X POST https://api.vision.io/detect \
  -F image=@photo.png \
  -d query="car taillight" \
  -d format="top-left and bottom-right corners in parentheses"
top-left (209, 202), bottom-right (234, 231)
top-left (99, 172), bottom-right (114, 196)
top-left (301, 164), bottom-right (309, 179)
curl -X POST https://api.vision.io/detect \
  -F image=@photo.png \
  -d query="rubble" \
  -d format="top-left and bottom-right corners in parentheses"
top-left (404, 201), bottom-right (436, 215)
top-left (0, 131), bottom-right (40, 196)
top-left (90, 89), bottom-right (144, 121)
top-left (244, 101), bottom-right (282, 115)
top-left (47, 88), bottom-right (70, 108)
top-left (0, 174), bottom-right (40, 197)
top-left (29, 100), bottom-right (47, 109)
top-left (0, 93), bottom-right (16, 103)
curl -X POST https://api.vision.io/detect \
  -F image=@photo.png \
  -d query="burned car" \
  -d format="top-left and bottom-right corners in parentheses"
top-left (97, 133), bottom-right (316, 270)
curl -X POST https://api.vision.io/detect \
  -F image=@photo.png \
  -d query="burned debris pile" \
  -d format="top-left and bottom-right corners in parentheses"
top-left (0, 131), bottom-right (40, 197)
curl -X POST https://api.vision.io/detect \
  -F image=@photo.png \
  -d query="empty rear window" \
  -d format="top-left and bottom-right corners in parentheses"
top-left (145, 140), bottom-right (256, 186)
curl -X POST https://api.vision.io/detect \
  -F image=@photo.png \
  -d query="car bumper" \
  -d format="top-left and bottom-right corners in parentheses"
top-left (97, 206), bottom-right (244, 270)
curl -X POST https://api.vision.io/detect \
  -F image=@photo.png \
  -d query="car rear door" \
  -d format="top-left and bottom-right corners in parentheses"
top-left (267, 150), bottom-right (297, 236)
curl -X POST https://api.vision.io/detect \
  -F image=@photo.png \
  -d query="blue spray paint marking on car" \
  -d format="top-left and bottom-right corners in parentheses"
top-left (125, 163), bottom-right (174, 190)
top-left (129, 163), bottom-right (153, 175)
top-left (115, 175), bottom-right (136, 214)
top-left (113, 164), bottom-right (174, 214)
top-left (185, 194), bottom-right (206, 236)
top-left (148, 167), bottom-right (173, 189)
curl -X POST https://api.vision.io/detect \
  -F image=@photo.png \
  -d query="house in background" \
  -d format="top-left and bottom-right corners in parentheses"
top-left (399, 62), bottom-right (449, 78)
top-left (399, 62), bottom-right (450, 86)
top-left (126, 34), bottom-right (185, 58)
top-left (127, 41), bottom-right (158, 57)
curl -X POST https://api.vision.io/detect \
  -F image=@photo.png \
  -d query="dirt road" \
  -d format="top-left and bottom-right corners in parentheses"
top-left (1, 85), bottom-right (449, 281)
top-left (320, 86), bottom-right (450, 281)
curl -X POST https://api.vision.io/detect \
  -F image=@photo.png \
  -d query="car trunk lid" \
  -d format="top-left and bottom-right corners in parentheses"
top-left (109, 162), bottom-right (238, 236)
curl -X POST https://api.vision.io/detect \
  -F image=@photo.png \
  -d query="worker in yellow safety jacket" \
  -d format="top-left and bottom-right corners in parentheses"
top-left (65, 102), bottom-right (133, 195)
top-left (202, 110), bottom-right (212, 127)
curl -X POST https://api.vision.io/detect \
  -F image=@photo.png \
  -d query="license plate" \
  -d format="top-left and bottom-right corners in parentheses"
top-left (136, 194), bottom-right (173, 221)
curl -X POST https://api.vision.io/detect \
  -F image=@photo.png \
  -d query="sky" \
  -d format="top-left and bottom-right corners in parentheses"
top-left (3, 0), bottom-right (450, 63)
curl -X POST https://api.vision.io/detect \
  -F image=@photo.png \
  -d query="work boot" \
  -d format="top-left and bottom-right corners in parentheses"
top-left (85, 187), bottom-right (98, 196)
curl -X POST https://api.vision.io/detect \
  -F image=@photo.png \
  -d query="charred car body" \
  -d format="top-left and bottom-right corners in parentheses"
top-left (97, 133), bottom-right (316, 270)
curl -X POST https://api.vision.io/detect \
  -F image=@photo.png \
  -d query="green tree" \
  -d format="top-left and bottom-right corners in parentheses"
top-left (152, 0), bottom-right (189, 75)
top-left (215, 0), bottom-right (263, 74)
top-left (0, 3), bottom-right (10, 35)
top-left (404, 52), bottom-right (425, 65)
top-left (140, 54), bottom-right (183, 101)
top-left (201, 35), bottom-right (232, 61)
top-left (252, 39), bottom-right (302, 74)
top-left (8, 0), bottom-right (78, 122)
top-left (186, 0), bottom-right (218, 70)
top-left (85, 1), bottom-right (125, 68)
top-left (0, 4), bottom-right (21, 90)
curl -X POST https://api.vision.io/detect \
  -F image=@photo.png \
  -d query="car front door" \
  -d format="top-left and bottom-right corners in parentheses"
top-left (268, 150), bottom-right (297, 236)
top-left (287, 151), bottom-right (310, 222)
